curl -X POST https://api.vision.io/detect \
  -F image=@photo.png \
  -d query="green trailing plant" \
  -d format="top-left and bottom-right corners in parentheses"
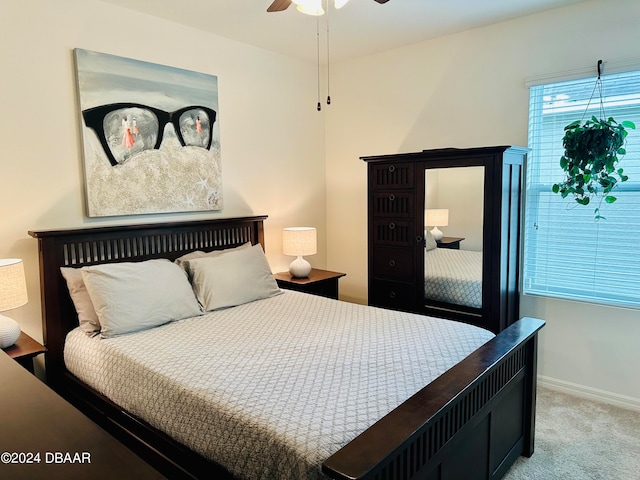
top-left (552, 115), bottom-right (635, 218)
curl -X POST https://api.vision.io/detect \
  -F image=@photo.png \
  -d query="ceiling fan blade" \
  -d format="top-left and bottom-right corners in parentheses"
top-left (267, 0), bottom-right (292, 12)
top-left (373, 0), bottom-right (390, 3)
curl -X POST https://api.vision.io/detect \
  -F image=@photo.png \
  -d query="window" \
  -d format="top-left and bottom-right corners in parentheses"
top-left (524, 69), bottom-right (640, 308)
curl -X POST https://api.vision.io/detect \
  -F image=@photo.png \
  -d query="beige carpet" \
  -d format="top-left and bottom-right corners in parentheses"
top-left (504, 386), bottom-right (640, 479)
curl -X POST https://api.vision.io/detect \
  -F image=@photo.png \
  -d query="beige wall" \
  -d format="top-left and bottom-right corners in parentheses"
top-left (0, 0), bottom-right (326, 348)
top-left (326, 0), bottom-right (640, 403)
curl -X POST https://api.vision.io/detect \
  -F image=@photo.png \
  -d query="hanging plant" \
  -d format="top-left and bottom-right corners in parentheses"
top-left (553, 116), bottom-right (635, 205)
top-left (552, 60), bottom-right (635, 219)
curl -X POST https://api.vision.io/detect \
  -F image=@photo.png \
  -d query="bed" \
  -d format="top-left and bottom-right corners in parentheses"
top-left (29, 216), bottom-right (544, 480)
top-left (424, 247), bottom-right (483, 309)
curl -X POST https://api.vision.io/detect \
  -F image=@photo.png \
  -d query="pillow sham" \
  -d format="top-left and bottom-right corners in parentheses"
top-left (185, 243), bottom-right (282, 312)
top-left (81, 259), bottom-right (202, 338)
top-left (60, 267), bottom-right (101, 336)
top-left (175, 242), bottom-right (252, 277)
top-left (425, 229), bottom-right (438, 251)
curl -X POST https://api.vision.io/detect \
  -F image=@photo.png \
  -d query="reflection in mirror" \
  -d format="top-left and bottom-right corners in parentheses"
top-left (424, 167), bottom-right (484, 309)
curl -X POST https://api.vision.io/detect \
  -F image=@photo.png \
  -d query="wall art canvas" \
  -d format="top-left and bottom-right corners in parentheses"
top-left (74, 48), bottom-right (222, 217)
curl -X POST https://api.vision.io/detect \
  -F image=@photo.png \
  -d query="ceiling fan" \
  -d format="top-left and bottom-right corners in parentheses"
top-left (268, 0), bottom-right (389, 15)
top-left (268, 0), bottom-right (390, 110)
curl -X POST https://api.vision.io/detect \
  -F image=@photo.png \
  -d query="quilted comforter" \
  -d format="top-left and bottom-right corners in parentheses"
top-left (65, 290), bottom-right (494, 480)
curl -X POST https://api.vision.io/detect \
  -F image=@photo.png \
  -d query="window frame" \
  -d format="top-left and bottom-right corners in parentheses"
top-left (523, 69), bottom-right (640, 310)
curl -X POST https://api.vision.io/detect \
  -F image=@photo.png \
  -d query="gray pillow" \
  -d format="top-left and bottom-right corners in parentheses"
top-left (186, 243), bottom-right (282, 311)
top-left (60, 267), bottom-right (101, 336)
top-left (81, 259), bottom-right (202, 338)
top-left (175, 242), bottom-right (252, 278)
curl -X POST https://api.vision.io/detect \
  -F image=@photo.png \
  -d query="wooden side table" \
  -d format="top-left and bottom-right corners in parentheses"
top-left (274, 269), bottom-right (346, 300)
top-left (436, 237), bottom-right (465, 250)
top-left (2, 331), bottom-right (47, 374)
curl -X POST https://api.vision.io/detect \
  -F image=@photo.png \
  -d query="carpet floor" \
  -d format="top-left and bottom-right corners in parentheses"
top-left (503, 386), bottom-right (640, 479)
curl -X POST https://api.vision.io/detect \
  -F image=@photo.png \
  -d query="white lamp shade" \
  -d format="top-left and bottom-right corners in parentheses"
top-left (283, 227), bottom-right (317, 257)
top-left (0, 258), bottom-right (28, 312)
top-left (425, 209), bottom-right (449, 227)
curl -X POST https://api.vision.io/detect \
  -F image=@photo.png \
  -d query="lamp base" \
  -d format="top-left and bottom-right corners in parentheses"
top-left (289, 256), bottom-right (312, 278)
top-left (0, 313), bottom-right (21, 348)
top-left (430, 226), bottom-right (444, 241)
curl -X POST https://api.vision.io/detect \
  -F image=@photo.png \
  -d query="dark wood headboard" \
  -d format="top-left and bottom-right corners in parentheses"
top-left (29, 215), bottom-right (267, 385)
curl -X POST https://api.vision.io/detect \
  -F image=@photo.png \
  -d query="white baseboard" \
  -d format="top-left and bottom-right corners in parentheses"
top-left (538, 375), bottom-right (640, 412)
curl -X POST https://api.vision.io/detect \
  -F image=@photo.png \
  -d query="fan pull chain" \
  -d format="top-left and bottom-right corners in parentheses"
top-left (326, 0), bottom-right (331, 105)
top-left (317, 15), bottom-right (321, 111)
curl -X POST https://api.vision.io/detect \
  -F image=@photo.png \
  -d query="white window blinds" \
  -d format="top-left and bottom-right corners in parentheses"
top-left (524, 69), bottom-right (640, 308)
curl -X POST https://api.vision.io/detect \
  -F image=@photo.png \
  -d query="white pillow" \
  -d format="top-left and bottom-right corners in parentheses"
top-left (186, 243), bottom-right (282, 311)
top-left (60, 267), bottom-right (101, 336)
top-left (81, 259), bottom-right (202, 338)
top-left (425, 229), bottom-right (438, 251)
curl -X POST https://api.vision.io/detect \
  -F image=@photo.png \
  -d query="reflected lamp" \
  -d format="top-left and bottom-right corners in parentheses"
top-left (283, 227), bottom-right (317, 278)
top-left (425, 209), bottom-right (449, 241)
top-left (0, 258), bottom-right (28, 348)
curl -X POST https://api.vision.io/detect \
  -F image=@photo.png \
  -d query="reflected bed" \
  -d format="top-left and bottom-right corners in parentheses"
top-left (424, 247), bottom-right (483, 308)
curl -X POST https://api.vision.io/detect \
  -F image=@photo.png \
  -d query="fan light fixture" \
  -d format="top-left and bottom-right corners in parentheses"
top-left (292, 0), bottom-right (324, 15)
top-left (292, 0), bottom-right (349, 15)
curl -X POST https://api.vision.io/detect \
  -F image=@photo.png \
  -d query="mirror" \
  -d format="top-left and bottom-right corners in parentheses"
top-left (423, 166), bottom-right (484, 310)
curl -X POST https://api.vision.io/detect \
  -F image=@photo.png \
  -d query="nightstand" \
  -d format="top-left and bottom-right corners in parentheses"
top-left (436, 237), bottom-right (465, 250)
top-left (2, 331), bottom-right (46, 374)
top-left (274, 268), bottom-right (346, 300)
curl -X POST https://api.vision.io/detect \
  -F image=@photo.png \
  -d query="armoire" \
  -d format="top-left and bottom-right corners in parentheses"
top-left (362, 145), bottom-right (528, 333)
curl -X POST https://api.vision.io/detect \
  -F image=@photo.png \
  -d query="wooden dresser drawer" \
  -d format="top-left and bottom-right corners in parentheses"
top-left (370, 163), bottom-right (415, 189)
top-left (369, 279), bottom-right (417, 311)
top-left (373, 219), bottom-right (416, 247)
top-left (372, 191), bottom-right (414, 217)
top-left (372, 247), bottom-right (415, 279)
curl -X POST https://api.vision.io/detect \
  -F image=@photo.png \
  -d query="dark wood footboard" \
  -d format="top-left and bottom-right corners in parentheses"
top-left (322, 317), bottom-right (544, 480)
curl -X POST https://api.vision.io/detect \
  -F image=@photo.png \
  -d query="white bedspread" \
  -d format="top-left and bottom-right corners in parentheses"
top-left (64, 290), bottom-right (494, 480)
top-left (424, 248), bottom-right (483, 308)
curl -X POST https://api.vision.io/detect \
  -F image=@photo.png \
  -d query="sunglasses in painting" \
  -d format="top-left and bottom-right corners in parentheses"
top-left (82, 103), bottom-right (217, 166)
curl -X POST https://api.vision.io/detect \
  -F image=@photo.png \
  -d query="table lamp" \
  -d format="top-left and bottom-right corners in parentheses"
top-left (0, 258), bottom-right (28, 348)
top-left (283, 227), bottom-right (317, 278)
top-left (425, 209), bottom-right (449, 241)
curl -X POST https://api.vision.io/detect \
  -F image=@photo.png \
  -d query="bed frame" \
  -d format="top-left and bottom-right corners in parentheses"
top-left (29, 215), bottom-right (544, 480)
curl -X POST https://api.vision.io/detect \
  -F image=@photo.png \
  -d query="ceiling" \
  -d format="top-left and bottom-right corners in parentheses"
top-left (100, 0), bottom-right (585, 64)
